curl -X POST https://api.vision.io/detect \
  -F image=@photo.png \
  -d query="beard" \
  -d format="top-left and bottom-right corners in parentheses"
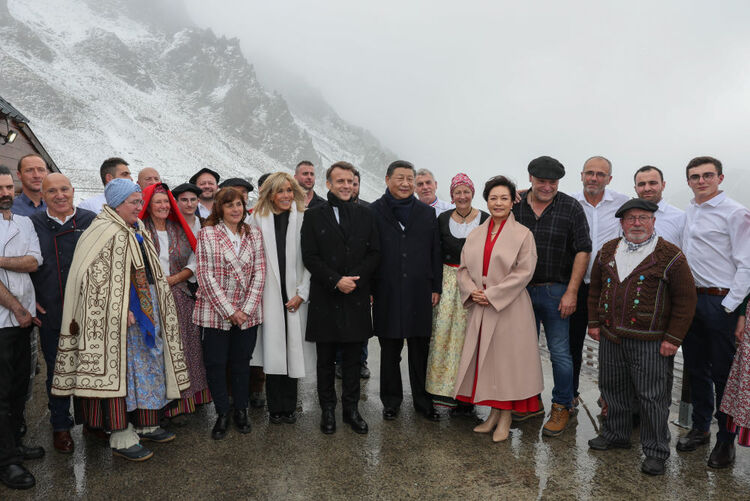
top-left (0, 196), bottom-right (12, 210)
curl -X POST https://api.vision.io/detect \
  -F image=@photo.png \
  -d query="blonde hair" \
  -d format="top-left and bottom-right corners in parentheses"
top-left (254, 172), bottom-right (306, 217)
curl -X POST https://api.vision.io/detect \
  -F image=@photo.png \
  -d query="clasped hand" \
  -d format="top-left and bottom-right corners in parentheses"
top-left (471, 289), bottom-right (489, 306)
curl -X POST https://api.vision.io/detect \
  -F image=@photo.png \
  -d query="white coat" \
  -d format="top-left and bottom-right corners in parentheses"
top-left (250, 205), bottom-right (316, 378)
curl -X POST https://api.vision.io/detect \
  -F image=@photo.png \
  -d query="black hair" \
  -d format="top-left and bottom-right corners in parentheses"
top-left (295, 161), bottom-right (314, 173)
top-left (100, 157), bottom-right (129, 186)
top-left (0, 165), bottom-right (12, 177)
top-left (634, 165), bottom-right (664, 183)
top-left (483, 175), bottom-right (516, 202)
top-left (686, 156), bottom-right (722, 178)
top-left (386, 160), bottom-right (415, 178)
top-left (326, 161), bottom-right (356, 181)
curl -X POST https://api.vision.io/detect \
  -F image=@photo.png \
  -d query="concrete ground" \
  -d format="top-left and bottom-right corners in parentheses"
top-left (7, 340), bottom-right (750, 500)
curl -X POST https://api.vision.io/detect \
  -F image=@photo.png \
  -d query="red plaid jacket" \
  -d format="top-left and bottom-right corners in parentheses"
top-left (193, 222), bottom-right (266, 330)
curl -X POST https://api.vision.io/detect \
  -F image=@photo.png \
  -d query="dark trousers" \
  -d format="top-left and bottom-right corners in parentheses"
top-left (39, 324), bottom-right (73, 431)
top-left (379, 336), bottom-right (431, 414)
top-left (265, 374), bottom-right (298, 414)
top-left (317, 342), bottom-right (363, 411)
top-left (0, 326), bottom-right (32, 467)
top-left (335, 343), bottom-right (369, 365)
top-left (599, 337), bottom-right (673, 459)
top-left (569, 283), bottom-right (589, 398)
top-left (682, 294), bottom-right (738, 442)
top-left (202, 325), bottom-right (258, 415)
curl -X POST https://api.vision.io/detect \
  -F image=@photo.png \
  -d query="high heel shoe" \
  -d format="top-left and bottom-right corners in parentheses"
top-left (473, 409), bottom-right (501, 434)
top-left (492, 410), bottom-right (512, 442)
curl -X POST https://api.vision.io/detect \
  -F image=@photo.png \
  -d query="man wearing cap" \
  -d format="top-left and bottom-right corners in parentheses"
top-left (172, 183), bottom-right (203, 238)
top-left (633, 166), bottom-right (685, 247)
top-left (79, 157), bottom-right (133, 214)
top-left (294, 161), bottom-right (326, 209)
top-left (587, 198), bottom-right (696, 475)
top-left (512, 156), bottom-right (592, 437)
top-left (570, 157), bottom-right (629, 406)
top-left (52, 179), bottom-right (189, 462)
top-left (189, 168), bottom-right (220, 219)
top-left (29, 174), bottom-right (96, 454)
top-left (677, 156), bottom-right (750, 468)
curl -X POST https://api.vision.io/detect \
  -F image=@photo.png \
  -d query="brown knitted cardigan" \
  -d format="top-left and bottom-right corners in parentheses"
top-left (587, 237), bottom-right (697, 346)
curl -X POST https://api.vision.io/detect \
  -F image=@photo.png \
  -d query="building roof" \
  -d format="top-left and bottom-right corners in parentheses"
top-left (0, 95), bottom-right (30, 124)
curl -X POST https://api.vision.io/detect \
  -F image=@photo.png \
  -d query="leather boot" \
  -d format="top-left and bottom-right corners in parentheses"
top-left (707, 441), bottom-right (736, 469)
top-left (343, 408), bottom-right (368, 434)
top-left (212, 414), bottom-right (229, 440)
top-left (233, 409), bottom-right (251, 434)
top-left (320, 408), bottom-right (336, 435)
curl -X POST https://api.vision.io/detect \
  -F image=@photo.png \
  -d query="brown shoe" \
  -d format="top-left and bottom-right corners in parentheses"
top-left (53, 431), bottom-right (74, 453)
top-left (543, 403), bottom-right (572, 437)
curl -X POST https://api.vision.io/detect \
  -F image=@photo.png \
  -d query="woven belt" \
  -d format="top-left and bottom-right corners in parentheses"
top-left (696, 287), bottom-right (730, 296)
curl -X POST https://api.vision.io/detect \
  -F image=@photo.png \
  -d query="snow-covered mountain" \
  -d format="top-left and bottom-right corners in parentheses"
top-left (0, 0), bottom-right (396, 201)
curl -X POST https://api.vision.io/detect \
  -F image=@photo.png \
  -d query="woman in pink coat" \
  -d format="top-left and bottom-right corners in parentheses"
top-left (454, 176), bottom-right (543, 442)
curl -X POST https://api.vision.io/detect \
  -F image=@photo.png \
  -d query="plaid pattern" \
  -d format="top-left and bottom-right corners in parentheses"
top-left (193, 223), bottom-right (266, 330)
top-left (512, 191), bottom-right (592, 284)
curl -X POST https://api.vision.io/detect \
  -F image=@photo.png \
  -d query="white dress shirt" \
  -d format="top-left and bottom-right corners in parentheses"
top-left (573, 188), bottom-right (630, 283)
top-left (77, 193), bottom-right (106, 214)
top-left (615, 236), bottom-right (659, 282)
top-left (428, 197), bottom-right (454, 216)
top-left (46, 207), bottom-right (77, 226)
top-left (683, 192), bottom-right (750, 311)
top-left (0, 215), bottom-right (43, 327)
top-left (197, 203), bottom-right (211, 219)
top-left (654, 199), bottom-right (685, 248)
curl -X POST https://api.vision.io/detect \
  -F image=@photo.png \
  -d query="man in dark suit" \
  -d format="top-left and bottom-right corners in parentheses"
top-left (370, 160), bottom-right (442, 421)
top-left (301, 161), bottom-right (380, 435)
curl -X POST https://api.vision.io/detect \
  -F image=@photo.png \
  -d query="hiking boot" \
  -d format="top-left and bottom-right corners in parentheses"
top-left (543, 403), bottom-right (572, 437)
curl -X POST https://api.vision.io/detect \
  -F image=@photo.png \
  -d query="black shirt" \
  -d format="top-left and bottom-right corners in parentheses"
top-left (512, 190), bottom-right (591, 284)
top-left (438, 209), bottom-right (489, 265)
top-left (273, 211), bottom-right (290, 304)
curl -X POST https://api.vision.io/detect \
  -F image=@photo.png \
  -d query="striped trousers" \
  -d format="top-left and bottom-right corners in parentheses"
top-left (599, 336), bottom-right (673, 459)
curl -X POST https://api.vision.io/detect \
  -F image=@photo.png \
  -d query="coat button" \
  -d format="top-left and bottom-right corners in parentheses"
top-left (403, 273), bottom-right (407, 278)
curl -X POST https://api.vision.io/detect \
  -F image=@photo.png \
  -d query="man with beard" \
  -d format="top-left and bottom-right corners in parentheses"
top-left (587, 198), bottom-right (696, 475)
top-left (189, 167), bottom-right (220, 218)
top-left (633, 166), bottom-right (685, 247)
top-left (294, 161), bottom-right (326, 209)
top-left (11, 154), bottom-right (48, 217)
top-left (301, 161), bottom-right (380, 434)
top-left (29, 174), bottom-right (96, 454)
top-left (570, 156), bottom-right (629, 406)
top-left (0, 165), bottom-right (44, 490)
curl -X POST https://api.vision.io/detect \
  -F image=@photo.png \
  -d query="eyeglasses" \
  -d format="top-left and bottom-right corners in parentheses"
top-left (688, 172), bottom-right (717, 182)
top-left (623, 215), bottom-right (653, 224)
top-left (125, 199), bottom-right (145, 207)
top-left (583, 170), bottom-right (609, 179)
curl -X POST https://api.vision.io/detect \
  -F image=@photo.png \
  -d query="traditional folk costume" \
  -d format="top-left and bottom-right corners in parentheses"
top-left (722, 298), bottom-right (750, 446)
top-left (454, 214), bottom-right (543, 411)
top-left (139, 184), bottom-right (211, 419)
top-left (426, 173), bottom-right (489, 408)
top-left (52, 180), bottom-right (189, 457)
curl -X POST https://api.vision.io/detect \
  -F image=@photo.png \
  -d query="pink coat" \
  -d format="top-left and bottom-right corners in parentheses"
top-left (453, 213), bottom-right (544, 402)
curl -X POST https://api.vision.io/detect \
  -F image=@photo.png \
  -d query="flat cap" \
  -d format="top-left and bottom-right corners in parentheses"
top-left (528, 156), bottom-right (565, 180)
top-left (189, 167), bottom-right (220, 185)
top-left (219, 177), bottom-right (254, 192)
top-left (615, 198), bottom-right (659, 218)
top-left (171, 183), bottom-right (201, 198)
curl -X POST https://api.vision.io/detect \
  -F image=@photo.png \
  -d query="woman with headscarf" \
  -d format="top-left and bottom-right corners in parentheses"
top-left (425, 173), bottom-right (489, 414)
top-left (193, 187), bottom-right (266, 440)
top-left (250, 172), bottom-right (315, 425)
top-left (453, 175), bottom-right (543, 442)
top-left (139, 183), bottom-right (211, 425)
top-left (52, 179), bottom-right (189, 461)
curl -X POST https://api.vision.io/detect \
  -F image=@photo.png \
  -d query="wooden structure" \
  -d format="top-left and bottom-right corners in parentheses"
top-left (0, 95), bottom-right (59, 188)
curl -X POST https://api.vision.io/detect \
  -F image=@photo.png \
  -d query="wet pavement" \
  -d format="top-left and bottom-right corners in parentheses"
top-left (7, 340), bottom-right (750, 500)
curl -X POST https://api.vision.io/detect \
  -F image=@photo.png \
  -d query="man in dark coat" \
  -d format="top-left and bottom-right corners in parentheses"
top-left (29, 174), bottom-right (96, 453)
top-left (302, 161), bottom-right (380, 435)
top-left (370, 160), bottom-right (442, 421)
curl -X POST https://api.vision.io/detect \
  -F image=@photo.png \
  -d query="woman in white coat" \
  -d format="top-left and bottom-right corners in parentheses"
top-left (251, 172), bottom-right (315, 424)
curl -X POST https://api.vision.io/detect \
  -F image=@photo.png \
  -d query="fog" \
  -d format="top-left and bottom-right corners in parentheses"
top-left (185, 0), bottom-right (750, 207)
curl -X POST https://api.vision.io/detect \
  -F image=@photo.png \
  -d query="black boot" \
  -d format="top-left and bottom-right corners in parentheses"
top-left (343, 408), bottom-right (368, 434)
top-left (212, 414), bottom-right (229, 440)
top-left (233, 409), bottom-right (251, 434)
top-left (0, 464), bottom-right (35, 490)
top-left (320, 408), bottom-right (336, 435)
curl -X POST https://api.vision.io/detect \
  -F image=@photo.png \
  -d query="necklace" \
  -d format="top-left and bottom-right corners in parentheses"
top-left (454, 208), bottom-right (473, 222)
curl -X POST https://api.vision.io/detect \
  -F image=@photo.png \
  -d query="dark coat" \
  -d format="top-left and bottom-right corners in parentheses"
top-left (301, 201), bottom-right (380, 343)
top-left (370, 195), bottom-right (442, 339)
top-left (307, 191), bottom-right (327, 209)
top-left (30, 208), bottom-right (97, 330)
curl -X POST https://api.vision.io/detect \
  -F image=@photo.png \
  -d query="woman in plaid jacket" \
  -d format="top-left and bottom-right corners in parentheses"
top-left (193, 187), bottom-right (266, 440)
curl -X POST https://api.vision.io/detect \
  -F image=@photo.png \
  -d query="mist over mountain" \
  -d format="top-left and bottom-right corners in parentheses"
top-left (0, 0), bottom-right (396, 200)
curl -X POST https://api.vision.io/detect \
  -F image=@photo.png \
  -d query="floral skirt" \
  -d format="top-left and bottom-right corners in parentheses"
top-left (720, 307), bottom-right (750, 446)
top-left (426, 265), bottom-right (468, 402)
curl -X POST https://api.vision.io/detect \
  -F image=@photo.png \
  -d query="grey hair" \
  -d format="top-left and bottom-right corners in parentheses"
top-left (583, 156), bottom-right (612, 174)
top-left (415, 168), bottom-right (436, 180)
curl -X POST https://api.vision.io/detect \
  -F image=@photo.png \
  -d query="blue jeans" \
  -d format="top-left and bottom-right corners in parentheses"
top-left (527, 283), bottom-right (574, 408)
top-left (681, 294), bottom-right (738, 443)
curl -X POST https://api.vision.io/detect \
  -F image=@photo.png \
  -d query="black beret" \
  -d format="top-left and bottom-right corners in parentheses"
top-left (171, 183), bottom-right (201, 198)
top-left (219, 177), bottom-right (254, 192)
top-left (189, 167), bottom-right (220, 185)
top-left (615, 198), bottom-right (659, 218)
top-left (257, 173), bottom-right (271, 188)
top-left (528, 156), bottom-right (565, 180)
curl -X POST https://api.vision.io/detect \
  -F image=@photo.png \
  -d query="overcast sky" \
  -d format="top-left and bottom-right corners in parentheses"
top-left (184, 1), bottom-right (750, 206)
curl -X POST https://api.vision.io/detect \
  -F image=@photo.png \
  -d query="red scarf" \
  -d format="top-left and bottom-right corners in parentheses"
top-left (138, 183), bottom-right (197, 251)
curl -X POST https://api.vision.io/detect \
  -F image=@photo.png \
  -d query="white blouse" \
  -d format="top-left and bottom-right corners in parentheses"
top-left (449, 215), bottom-right (481, 239)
